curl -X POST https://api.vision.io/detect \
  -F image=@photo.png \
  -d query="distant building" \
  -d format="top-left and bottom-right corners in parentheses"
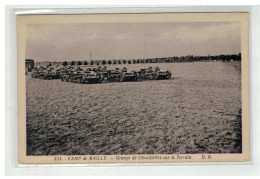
top-left (25, 59), bottom-right (34, 72)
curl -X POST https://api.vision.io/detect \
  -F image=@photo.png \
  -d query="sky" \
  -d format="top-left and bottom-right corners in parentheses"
top-left (25, 22), bottom-right (241, 62)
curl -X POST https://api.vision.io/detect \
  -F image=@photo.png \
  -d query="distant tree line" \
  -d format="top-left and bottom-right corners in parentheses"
top-left (60, 53), bottom-right (241, 66)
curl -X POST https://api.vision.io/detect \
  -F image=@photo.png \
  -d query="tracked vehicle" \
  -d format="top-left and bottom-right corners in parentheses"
top-left (68, 67), bottom-right (104, 84)
top-left (90, 66), bottom-right (108, 79)
top-left (139, 66), bottom-right (171, 80)
top-left (41, 67), bottom-right (60, 80)
top-left (36, 67), bottom-right (48, 79)
top-left (106, 68), bottom-right (124, 82)
top-left (59, 66), bottom-right (76, 82)
top-left (107, 67), bottom-right (138, 82)
top-left (120, 67), bottom-right (139, 81)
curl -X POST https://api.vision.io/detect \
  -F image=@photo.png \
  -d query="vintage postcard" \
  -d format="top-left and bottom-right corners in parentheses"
top-left (17, 13), bottom-right (249, 164)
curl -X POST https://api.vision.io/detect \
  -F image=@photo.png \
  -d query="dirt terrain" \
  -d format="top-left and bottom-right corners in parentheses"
top-left (26, 62), bottom-right (242, 155)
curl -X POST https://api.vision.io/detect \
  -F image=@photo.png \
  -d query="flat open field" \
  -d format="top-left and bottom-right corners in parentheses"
top-left (26, 61), bottom-right (242, 155)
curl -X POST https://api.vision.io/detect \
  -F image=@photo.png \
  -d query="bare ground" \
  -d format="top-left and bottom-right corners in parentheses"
top-left (26, 62), bottom-right (242, 155)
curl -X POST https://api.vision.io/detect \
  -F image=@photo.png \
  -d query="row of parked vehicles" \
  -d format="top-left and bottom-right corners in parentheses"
top-left (31, 66), bottom-right (172, 84)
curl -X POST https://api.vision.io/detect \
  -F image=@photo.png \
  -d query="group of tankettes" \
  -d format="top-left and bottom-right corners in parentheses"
top-left (30, 65), bottom-right (172, 84)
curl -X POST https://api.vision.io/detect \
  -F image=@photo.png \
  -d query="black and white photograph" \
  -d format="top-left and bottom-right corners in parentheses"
top-left (17, 13), bottom-right (250, 163)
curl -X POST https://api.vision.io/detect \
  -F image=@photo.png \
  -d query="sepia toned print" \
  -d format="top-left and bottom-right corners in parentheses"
top-left (18, 13), bottom-right (249, 164)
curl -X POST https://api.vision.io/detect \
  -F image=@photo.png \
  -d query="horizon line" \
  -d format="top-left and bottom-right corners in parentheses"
top-left (28, 52), bottom-right (241, 63)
